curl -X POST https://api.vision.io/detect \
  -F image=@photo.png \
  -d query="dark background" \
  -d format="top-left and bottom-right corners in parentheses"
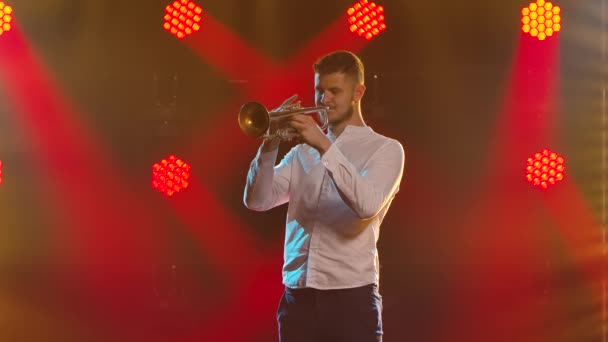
top-left (0, 0), bottom-right (603, 341)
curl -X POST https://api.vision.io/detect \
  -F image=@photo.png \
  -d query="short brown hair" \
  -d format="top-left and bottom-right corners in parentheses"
top-left (313, 50), bottom-right (364, 84)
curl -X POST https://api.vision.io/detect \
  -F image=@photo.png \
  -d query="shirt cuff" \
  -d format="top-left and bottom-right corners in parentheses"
top-left (255, 145), bottom-right (280, 167)
top-left (320, 143), bottom-right (340, 172)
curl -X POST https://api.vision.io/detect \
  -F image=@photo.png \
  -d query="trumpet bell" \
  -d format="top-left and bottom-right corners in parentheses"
top-left (238, 100), bottom-right (329, 140)
top-left (238, 102), bottom-right (270, 138)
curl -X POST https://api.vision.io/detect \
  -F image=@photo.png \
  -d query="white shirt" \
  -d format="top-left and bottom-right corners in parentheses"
top-left (244, 125), bottom-right (405, 289)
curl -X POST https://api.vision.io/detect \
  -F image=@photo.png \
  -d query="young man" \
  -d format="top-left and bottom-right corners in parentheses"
top-left (243, 50), bottom-right (404, 342)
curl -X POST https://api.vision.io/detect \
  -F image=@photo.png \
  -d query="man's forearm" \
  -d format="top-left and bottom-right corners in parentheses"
top-left (260, 137), bottom-right (281, 153)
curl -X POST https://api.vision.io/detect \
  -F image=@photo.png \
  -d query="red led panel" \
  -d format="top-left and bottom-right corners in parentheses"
top-left (163, 0), bottom-right (203, 39)
top-left (0, 2), bottom-right (13, 37)
top-left (521, 0), bottom-right (561, 41)
top-left (152, 155), bottom-right (191, 197)
top-left (347, 0), bottom-right (386, 41)
top-left (526, 149), bottom-right (565, 189)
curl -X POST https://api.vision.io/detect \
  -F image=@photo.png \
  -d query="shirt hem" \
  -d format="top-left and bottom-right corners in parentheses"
top-left (284, 280), bottom-right (378, 290)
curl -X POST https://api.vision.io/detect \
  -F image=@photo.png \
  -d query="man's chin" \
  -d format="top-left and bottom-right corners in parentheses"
top-left (328, 111), bottom-right (352, 125)
top-left (328, 117), bottom-right (345, 127)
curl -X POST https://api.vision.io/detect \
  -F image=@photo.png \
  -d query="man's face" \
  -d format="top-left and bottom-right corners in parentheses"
top-left (314, 72), bottom-right (360, 126)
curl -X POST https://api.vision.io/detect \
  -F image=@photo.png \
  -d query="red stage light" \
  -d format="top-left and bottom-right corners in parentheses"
top-left (526, 149), bottom-right (565, 189)
top-left (152, 155), bottom-right (191, 197)
top-left (163, 0), bottom-right (203, 39)
top-left (0, 2), bottom-right (13, 37)
top-left (347, 0), bottom-right (386, 40)
top-left (521, 0), bottom-right (561, 41)
top-left (0, 160), bottom-right (3, 185)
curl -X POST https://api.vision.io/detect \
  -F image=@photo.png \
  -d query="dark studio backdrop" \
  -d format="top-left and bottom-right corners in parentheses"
top-left (0, 0), bottom-right (603, 341)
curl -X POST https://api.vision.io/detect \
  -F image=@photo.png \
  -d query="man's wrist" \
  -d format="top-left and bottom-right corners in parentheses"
top-left (317, 138), bottom-right (332, 156)
top-left (261, 137), bottom-right (281, 152)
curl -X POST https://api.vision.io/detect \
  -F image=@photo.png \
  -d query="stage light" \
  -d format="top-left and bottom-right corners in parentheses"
top-left (163, 0), bottom-right (203, 39)
top-left (347, 0), bottom-right (386, 41)
top-left (152, 155), bottom-right (191, 197)
top-left (0, 2), bottom-right (13, 37)
top-left (0, 160), bottom-right (3, 186)
top-left (526, 149), bottom-right (565, 189)
top-left (521, 0), bottom-right (561, 41)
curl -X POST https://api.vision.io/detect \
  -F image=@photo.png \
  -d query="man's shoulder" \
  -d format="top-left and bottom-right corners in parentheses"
top-left (367, 130), bottom-right (403, 149)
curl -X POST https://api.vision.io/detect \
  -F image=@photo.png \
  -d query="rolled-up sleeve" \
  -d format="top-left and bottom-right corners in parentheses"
top-left (243, 144), bottom-right (297, 211)
top-left (321, 140), bottom-right (404, 219)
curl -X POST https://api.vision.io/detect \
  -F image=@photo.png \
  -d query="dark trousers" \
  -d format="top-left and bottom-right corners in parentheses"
top-left (277, 284), bottom-right (383, 342)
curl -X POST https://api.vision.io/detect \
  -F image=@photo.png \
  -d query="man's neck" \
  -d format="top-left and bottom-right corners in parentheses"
top-left (329, 114), bottom-right (365, 138)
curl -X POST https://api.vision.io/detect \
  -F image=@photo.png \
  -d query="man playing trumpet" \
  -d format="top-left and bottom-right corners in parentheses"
top-left (243, 50), bottom-right (404, 342)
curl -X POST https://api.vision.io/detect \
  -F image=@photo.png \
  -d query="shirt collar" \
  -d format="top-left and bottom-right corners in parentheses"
top-left (327, 125), bottom-right (373, 142)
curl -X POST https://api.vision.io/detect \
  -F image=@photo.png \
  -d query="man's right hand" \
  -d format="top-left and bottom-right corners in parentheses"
top-left (261, 135), bottom-right (281, 152)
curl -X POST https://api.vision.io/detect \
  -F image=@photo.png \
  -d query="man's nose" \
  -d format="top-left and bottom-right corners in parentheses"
top-left (320, 92), bottom-right (331, 103)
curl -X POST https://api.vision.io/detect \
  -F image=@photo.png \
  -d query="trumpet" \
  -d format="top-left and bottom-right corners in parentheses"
top-left (238, 101), bottom-right (329, 140)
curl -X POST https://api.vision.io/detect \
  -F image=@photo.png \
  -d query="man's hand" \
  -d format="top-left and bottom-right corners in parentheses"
top-left (271, 94), bottom-right (301, 113)
top-left (260, 135), bottom-right (281, 152)
top-left (289, 114), bottom-right (332, 155)
top-left (266, 94), bottom-right (300, 140)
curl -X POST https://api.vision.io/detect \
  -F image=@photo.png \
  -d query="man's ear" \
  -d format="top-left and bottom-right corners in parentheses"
top-left (354, 83), bottom-right (366, 102)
